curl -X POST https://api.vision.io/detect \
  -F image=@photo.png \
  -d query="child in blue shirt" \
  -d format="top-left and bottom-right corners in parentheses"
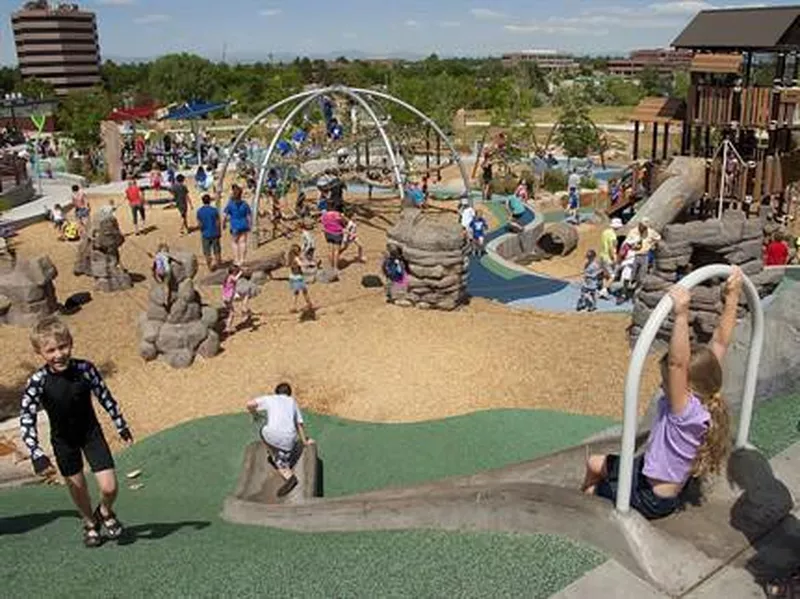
top-left (577, 249), bottom-right (603, 312)
top-left (469, 209), bottom-right (489, 255)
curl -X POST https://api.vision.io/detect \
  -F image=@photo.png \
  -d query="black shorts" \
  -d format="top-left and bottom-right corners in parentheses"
top-left (175, 203), bottom-right (188, 217)
top-left (325, 232), bottom-right (343, 245)
top-left (202, 236), bottom-right (221, 256)
top-left (51, 425), bottom-right (115, 477)
top-left (595, 454), bottom-right (681, 520)
top-left (482, 167), bottom-right (493, 184)
top-left (130, 204), bottom-right (145, 225)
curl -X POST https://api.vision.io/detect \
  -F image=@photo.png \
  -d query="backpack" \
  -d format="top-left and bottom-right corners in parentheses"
top-left (382, 257), bottom-right (404, 282)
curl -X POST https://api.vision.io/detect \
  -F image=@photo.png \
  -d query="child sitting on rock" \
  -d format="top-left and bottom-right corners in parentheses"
top-left (382, 244), bottom-right (409, 302)
top-left (151, 242), bottom-right (174, 305)
top-left (246, 382), bottom-right (313, 497)
top-left (576, 249), bottom-right (603, 312)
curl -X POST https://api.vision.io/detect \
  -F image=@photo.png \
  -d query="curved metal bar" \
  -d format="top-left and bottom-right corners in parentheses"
top-left (352, 87), bottom-right (472, 202)
top-left (253, 86), bottom-right (405, 215)
top-left (215, 87), bottom-right (330, 201)
top-left (616, 264), bottom-right (764, 513)
top-left (251, 91), bottom-right (326, 236)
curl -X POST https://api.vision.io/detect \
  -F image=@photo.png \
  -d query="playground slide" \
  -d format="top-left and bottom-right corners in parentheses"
top-left (222, 430), bottom-right (796, 596)
top-left (621, 156), bottom-right (706, 233)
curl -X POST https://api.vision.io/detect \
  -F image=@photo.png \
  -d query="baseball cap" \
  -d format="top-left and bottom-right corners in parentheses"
top-left (610, 217), bottom-right (623, 229)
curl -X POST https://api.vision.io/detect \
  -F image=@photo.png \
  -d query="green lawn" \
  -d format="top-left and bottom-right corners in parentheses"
top-left (464, 106), bottom-right (635, 125)
top-left (0, 396), bottom-right (797, 598)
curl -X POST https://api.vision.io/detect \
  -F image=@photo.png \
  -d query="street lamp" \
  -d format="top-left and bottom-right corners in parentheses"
top-left (3, 92), bottom-right (24, 133)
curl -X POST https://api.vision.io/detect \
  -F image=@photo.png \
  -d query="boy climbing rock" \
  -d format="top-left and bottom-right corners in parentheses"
top-left (20, 316), bottom-right (134, 547)
top-left (246, 383), bottom-right (313, 497)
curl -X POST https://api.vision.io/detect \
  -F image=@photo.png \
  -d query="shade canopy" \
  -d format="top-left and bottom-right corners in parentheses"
top-left (673, 6), bottom-right (800, 51)
top-left (158, 100), bottom-right (232, 121)
top-left (107, 105), bottom-right (160, 122)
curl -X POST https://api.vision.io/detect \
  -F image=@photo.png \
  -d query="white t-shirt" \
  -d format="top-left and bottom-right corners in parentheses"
top-left (255, 394), bottom-right (304, 451)
top-left (568, 173), bottom-right (581, 190)
top-left (460, 206), bottom-right (476, 229)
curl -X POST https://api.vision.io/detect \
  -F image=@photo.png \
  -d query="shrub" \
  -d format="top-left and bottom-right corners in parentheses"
top-left (542, 169), bottom-right (568, 194)
top-left (580, 175), bottom-right (598, 190)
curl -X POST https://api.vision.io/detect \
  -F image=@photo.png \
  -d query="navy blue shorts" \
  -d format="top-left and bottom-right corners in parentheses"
top-left (595, 454), bottom-right (682, 520)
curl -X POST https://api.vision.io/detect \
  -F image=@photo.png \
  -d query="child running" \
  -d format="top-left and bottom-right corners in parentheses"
top-left (576, 249), bottom-right (603, 312)
top-left (245, 382), bottom-right (313, 497)
top-left (287, 244), bottom-right (314, 314)
top-left (583, 267), bottom-right (743, 519)
top-left (340, 210), bottom-right (365, 263)
top-left (222, 265), bottom-right (251, 333)
top-left (20, 316), bottom-right (134, 547)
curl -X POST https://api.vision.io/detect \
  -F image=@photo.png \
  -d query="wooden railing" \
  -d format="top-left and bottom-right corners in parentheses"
top-left (689, 85), bottom-right (798, 128)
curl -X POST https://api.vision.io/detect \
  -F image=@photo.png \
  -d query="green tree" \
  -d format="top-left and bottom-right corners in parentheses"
top-left (0, 67), bottom-right (21, 96)
top-left (672, 71), bottom-right (690, 101)
top-left (56, 87), bottom-right (111, 152)
top-left (148, 54), bottom-right (221, 103)
top-left (15, 77), bottom-right (55, 100)
top-left (639, 67), bottom-right (664, 96)
top-left (553, 88), bottom-right (599, 162)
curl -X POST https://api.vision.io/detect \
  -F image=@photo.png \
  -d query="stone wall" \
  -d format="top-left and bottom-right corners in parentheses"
top-left (138, 251), bottom-right (220, 368)
top-left (386, 209), bottom-right (468, 311)
top-left (630, 212), bottom-right (783, 345)
top-left (73, 212), bottom-right (132, 292)
top-left (0, 256), bottom-right (59, 326)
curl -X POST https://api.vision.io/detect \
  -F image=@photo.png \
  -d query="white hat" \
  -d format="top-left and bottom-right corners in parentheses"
top-left (610, 217), bottom-right (623, 229)
top-left (641, 217), bottom-right (652, 227)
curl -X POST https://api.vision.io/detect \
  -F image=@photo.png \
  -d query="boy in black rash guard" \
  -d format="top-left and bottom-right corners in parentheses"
top-left (20, 316), bottom-right (134, 547)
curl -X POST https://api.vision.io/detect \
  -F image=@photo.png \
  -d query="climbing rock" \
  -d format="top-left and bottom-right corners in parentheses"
top-left (201, 306), bottom-right (219, 329)
top-left (139, 341), bottom-right (158, 361)
top-left (163, 349), bottom-right (195, 369)
top-left (0, 256), bottom-right (59, 327)
top-left (197, 330), bottom-right (220, 359)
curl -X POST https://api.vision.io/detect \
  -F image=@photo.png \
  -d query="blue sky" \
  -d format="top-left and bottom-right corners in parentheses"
top-left (1, 0), bottom-right (795, 64)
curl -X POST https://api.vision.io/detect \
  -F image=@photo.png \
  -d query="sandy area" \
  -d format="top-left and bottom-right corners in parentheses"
top-left (0, 186), bottom-right (661, 447)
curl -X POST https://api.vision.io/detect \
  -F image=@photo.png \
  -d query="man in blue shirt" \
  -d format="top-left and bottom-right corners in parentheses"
top-left (223, 184), bottom-right (252, 266)
top-left (196, 194), bottom-right (221, 270)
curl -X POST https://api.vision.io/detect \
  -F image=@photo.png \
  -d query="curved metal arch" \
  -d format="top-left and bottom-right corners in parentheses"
top-left (251, 90), bottom-right (327, 235)
top-left (215, 88), bottom-right (324, 200)
top-left (616, 264), bottom-right (764, 514)
top-left (352, 87), bottom-right (472, 202)
top-left (251, 86), bottom-right (405, 230)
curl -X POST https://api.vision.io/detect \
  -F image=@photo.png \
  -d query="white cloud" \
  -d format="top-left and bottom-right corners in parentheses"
top-left (259, 8), bottom-right (282, 16)
top-left (648, 1), bottom-right (714, 14)
top-left (405, 19), bottom-right (420, 28)
top-left (133, 14), bottom-right (170, 24)
top-left (440, 21), bottom-right (462, 28)
top-left (96, 0), bottom-right (135, 5)
top-left (505, 24), bottom-right (609, 36)
top-left (470, 8), bottom-right (507, 20)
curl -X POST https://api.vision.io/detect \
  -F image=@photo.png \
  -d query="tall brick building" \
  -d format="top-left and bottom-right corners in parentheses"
top-left (11, 1), bottom-right (101, 95)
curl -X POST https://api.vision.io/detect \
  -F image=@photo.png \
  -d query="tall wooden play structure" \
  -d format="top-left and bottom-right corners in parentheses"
top-left (631, 6), bottom-right (800, 220)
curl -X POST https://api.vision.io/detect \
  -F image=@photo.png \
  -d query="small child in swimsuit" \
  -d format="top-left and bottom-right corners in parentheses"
top-left (287, 244), bottom-right (314, 315)
top-left (340, 212), bottom-right (364, 263)
top-left (222, 264), bottom-right (253, 333)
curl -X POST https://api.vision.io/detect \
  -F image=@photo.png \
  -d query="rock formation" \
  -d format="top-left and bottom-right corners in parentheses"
top-left (138, 251), bottom-right (220, 368)
top-left (73, 211), bottom-right (132, 292)
top-left (0, 256), bottom-right (59, 326)
top-left (630, 211), bottom-right (783, 345)
top-left (386, 209), bottom-right (468, 310)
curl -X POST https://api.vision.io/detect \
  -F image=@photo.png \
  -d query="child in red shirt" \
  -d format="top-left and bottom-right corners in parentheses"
top-left (125, 179), bottom-right (145, 235)
top-left (764, 233), bottom-right (789, 266)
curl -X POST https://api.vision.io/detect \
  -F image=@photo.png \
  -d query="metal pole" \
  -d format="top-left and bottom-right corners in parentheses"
top-left (633, 121), bottom-right (640, 160)
top-left (719, 139), bottom-right (729, 219)
top-left (216, 88), bottom-right (324, 201)
top-left (615, 264), bottom-right (764, 513)
top-left (352, 87), bottom-right (472, 203)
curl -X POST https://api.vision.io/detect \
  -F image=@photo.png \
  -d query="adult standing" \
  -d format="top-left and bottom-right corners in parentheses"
top-left (71, 184), bottom-right (90, 232)
top-left (223, 184), bottom-right (251, 266)
top-left (481, 150), bottom-right (493, 201)
top-left (320, 206), bottom-right (345, 271)
top-left (196, 194), bottom-right (222, 271)
top-left (169, 174), bottom-right (193, 236)
top-left (124, 178), bottom-right (146, 236)
top-left (598, 217), bottom-right (623, 299)
top-left (568, 168), bottom-right (581, 193)
top-left (624, 218), bottom-right (661, 286)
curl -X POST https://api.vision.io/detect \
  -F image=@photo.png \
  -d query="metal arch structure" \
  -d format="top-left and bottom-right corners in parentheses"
top-left (350, 87), bottom-right (471, 200)
top-left (216, 85), bottom-right (472, 220)
top-left (250, 86), bottom-right (406, 235)
top-left (616, 264), bottom-right (765, 514)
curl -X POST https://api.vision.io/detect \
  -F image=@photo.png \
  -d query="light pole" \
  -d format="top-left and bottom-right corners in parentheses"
top-left (3, 92), bottom-right (24, 133)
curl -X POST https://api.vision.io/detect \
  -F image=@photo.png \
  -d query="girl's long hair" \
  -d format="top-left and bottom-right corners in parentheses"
top-left (688, 345), bottom-right (731, 478)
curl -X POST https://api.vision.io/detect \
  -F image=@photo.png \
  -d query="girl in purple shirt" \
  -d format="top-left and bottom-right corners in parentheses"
top-left (582, 266), bottom-right (744, 519)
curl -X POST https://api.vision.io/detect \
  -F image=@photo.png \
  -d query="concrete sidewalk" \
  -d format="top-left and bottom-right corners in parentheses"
top-left (551, 440), bottom-right (800, 599)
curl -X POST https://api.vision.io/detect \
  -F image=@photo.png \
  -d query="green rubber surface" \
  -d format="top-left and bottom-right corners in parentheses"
top-left (0, 409), bottom-right (613, 598)
top-left (0, 395), bottom-right (796, 599)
